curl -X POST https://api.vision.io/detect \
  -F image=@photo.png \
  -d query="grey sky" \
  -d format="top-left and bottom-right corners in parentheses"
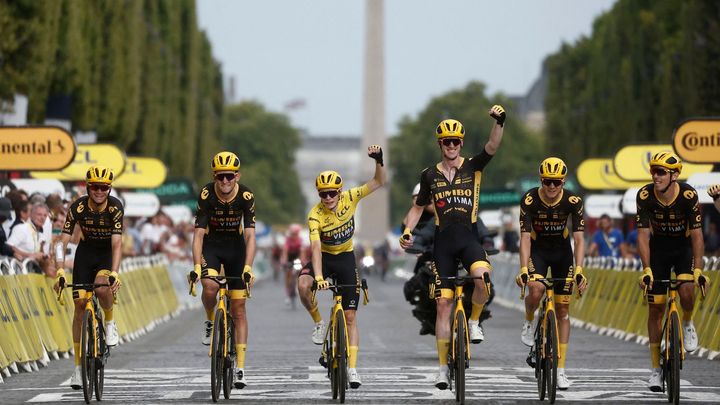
top-left (197, 0), bottom-right (616, 136)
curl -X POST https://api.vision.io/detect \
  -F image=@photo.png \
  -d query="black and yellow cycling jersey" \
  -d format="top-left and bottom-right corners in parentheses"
top-left (415, 149), bottom-right (492, 232)
top-left (195, 182), bottom-right (256, 241)
top-left (307, 185), bottom-right (369, 254)
top-left (62, 195), bottom-right (124, 246)
top-left (519, 187), bottom-right (585, 250)
top-left (636, 182), bottom-right (702, 248)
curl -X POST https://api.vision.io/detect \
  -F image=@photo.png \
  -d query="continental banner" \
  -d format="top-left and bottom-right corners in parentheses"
top-left (114, 157), bottom-right (168, 189)
top-left (613, 144), bottom-right (712, 181)
top-left (0, 127), bottom-right (76, 170)
top-left (30, 144), bottom-right (127, 181)
top-left (577, 158), bottom-right (646, 190)
top-left (672, 118), bottom-right (720, 163)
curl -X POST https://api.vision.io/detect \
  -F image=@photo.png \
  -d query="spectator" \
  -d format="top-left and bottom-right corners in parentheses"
top-left (9, 199), bottom-right (30, 236)
top-left (624, 228), bottom-right (639, 259)
top-left (588, 214), bottom-right (626, 258)
top-left (0, 197), bottom-right (14, 257)
top-left (6, 202), bottom-right (51, 274)
top-left (502, 222), bottom-right (519, 253)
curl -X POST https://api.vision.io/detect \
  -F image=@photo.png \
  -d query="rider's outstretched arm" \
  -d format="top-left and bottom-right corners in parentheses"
top-left (364, 145), bottom-right (386, 193)
top-left (484, 105), bottom-right (506, 155)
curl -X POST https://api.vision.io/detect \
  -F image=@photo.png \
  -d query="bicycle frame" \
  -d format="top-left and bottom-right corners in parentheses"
top-left (442, 273), bottom-right (491, 363)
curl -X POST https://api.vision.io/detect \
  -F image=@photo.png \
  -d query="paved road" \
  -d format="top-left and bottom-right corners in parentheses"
top-left (3, 272), bottom-right (720, 404)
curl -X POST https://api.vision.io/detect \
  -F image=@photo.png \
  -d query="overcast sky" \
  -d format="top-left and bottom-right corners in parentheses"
top-left (197, 0), bottom-right (616, 136)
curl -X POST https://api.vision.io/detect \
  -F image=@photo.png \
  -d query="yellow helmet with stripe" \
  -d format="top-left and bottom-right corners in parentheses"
top-left (435, 119), bottom-right (465, 139)
top-left (85, 165), bottom-right (114, 184)
top-left (539, 157), bottom-right (568, 179)
top-left (315, 170), bottom-right (343, 190)
top-left (649, 152), bottom-right (682, 173)
top-left (211, 151), bottom-right (240, 172)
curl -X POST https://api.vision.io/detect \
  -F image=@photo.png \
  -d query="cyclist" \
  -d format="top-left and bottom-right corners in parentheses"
top-left (297, 145), bottom-right (386, 389)
top-left (399, 105), bottom-right (505, 389)
top-left (188, 151), bottom-right (256, 389)
top-left (636, 152), bottom-right (709, 392)
top-left (280, 223), bottom-right (306, 307)
top-left (53, 166), bottom-right (123, 390)
top-left (709, 184), bottom-right (720, 212)
top-left (515, 157), bottom-right (587, 390)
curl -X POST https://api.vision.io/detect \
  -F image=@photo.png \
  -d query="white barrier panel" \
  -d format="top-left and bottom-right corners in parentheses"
top-left (122, 192), bottom-right (160, 217)
top-left (621, 187), bottom-right (640, 215)
top-left (480, 209), bottom-right (502, 229)
top-left (161, 204), bottom-right (193, 224)
top-left (11, 179), bottom-right (64, 196)
top-left (585, 194), bottom-right (623, 219)
top-left (687, 172), bottom-right (720, 204)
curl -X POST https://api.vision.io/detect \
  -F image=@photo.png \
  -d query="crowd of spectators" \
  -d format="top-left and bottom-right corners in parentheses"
top-left (0, 189), bottom-right (193, 277)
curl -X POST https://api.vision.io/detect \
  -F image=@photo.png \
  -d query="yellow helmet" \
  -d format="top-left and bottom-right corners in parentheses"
top-left (539, 157), bottom-right (568, 179)
top-left (435, 119), bottom-right (465, 139)
top-left (211, 151), bottom-right (240, 172)
top-left (315, 170), bottom-right (343, 190)
top-left (85, 165), bottom-right (114, 184)
top-left (649, 151), bottom-right (682, 173)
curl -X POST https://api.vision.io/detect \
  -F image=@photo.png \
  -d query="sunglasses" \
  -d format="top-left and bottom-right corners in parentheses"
top-left (318, 190), bottom-right (339, 199)
top-left (650, 167), bottom-right (670, 177)
top-left (542, 179), bottom-right (563, 187)
top-left (89, 184), bottom-right (110, 192)
top-left (215, 173), bottom-right (236, 182)
top-left (441, 138), bottom-right (462, 147)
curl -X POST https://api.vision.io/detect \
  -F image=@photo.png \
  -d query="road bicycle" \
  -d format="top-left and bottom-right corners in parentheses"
top-left (313, 279), bottom-right (369, 404)
top-left (438, 272), bottom-right (491, 405)
top-left (57, 281), bottom-right (115, 404)
top-left (642, 277), bottom-right (706, 405)
top-left (520, 276), bottom-right (576, 404)
top-left (190, 273), bottom-right (252, 402)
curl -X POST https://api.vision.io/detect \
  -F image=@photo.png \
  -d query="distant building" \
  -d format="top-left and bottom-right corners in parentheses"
top-left (510, 62), bottom-right (548, 131)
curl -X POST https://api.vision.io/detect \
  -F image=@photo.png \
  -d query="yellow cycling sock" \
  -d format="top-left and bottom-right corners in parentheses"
top-left (470, 303), bottom-right (484, 322)
top-left (437, 339), bottom-right (450, 366)
top-left (103, 307), bottom-right (113, 322)
top-left (205, 308), bottom-right (215, 321)
top-left (682, 310), bottom-right (692, 322)
top-left (525, 311), bottom-right (535, 322)
top-left (348, 346), bottom-right (358, 369)
top-left (558, 343), bottom-right (568, 369)
top-left (73, 342), bottom-right (81, 366)
top-left (650, 343), bottom-right (660, 369)
top-left (309, 306), bottom-right (322, 323)
top-left (235, 344), bottom-right (247, 369)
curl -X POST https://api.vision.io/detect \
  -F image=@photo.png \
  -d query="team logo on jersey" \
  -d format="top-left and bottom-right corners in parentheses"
top-left (524, 195), bottom-right (533, 205)
top-left (568, 196), bottom-right (580, 205)
top-left (639, 189), bottom-right (649, 200)
top-left (683, 190), bottom-right (696, 200)
top-left (115, 222), bottom-right (122, 229)
top-left (77, 202), bottom-right (85, 213)
top-left (243, 191), bottom-right (253, 201)
top-left (201, 188), bottom-right (209, 200)
top-left (696, 215), bottom-right (701, 222)
top-left (436, 200), bottom-right (446, 208)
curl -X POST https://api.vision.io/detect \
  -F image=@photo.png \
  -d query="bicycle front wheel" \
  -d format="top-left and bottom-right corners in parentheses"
top-left (454, 311), bottom-right (467, 404)
top-left (536, 317), bottom-right (546, 401)
top-left (545, 310), bottom-right (559, 404)
top-left (335, 310), bottom-right (347, 403)
top-left (80, 309), bottom-right (95, 404)
top-left (94, 319), bottom-right (106, 401)
top-left (210, 310), bottom-right (225, 402)
top-left (223, 314), bottom-right (235, 399)
top-left (667, 311), bottom-right (681, 405)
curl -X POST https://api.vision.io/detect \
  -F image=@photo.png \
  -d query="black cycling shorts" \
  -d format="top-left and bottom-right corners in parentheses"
top-left (299, 251), bottom-right (360, 310)
top-left (432, 224), bottom-right (489, 291)
top-left (649, 242), bottom-right (693, 295)
top-left (201, 238), bottom-right (248, 291)
top-left (72, 242), bottom-right (112, 293)
top-left (528, 246), bottom-right (574, 295)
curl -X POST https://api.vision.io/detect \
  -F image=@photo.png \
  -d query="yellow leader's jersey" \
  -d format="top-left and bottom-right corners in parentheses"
top-left (307, 185), bottom-right (370, 254)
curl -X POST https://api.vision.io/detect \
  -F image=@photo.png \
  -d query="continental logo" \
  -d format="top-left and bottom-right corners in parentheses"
top-left (243, 191), bottom-right (253, 201)
top-left (434, 188), bottom-right (472, 200)
top-left (673, 119), bottom-right (720, 163)
top-left (0, 140), bottom-right (64, 155)
top-left (0, 127), bottom-right (76, 170)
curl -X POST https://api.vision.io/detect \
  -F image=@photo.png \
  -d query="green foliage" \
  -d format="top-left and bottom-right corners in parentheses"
top-left (0, 0), bottom-right (223, 187)
top-left (389, 81), bottom-right (544, 224)
top-left (221, 101), bottom-right (305, 225)
top-left (545, 0), bottom-right (720, 168)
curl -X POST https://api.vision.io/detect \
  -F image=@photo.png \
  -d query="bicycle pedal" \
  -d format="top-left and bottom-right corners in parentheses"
top-left (319, 356), bottom-right (328, 368)
top-left (526, 355), bottom-right (536, 369)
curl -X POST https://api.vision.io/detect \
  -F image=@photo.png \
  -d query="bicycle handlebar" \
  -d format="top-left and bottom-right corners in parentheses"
top-left (519, 277), bottom-right (575, 300)
top-left (439, 273), bottom-right (492, 297)
top-left (642, 278), bottom-right (706, 301)
top-left (188, 274), bottom-right (254, 298)
top-left (311, 279), bottom-right (370, 306)
top-left (56, 282), bottom-right (115, 306)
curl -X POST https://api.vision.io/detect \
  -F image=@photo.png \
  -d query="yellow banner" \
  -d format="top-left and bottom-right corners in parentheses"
top-left (30, 144), bottom-right (126, 181)
top-left (0, 127), bottom-right (76, 170)
top-left (114, 157), bottom-right (168, 188)
top-left (577, 158), bottom-right (647, 190)
top-left (672, 119), bottom-right (720, 163)
top-left (613, 144), bottom-right (712, 181)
